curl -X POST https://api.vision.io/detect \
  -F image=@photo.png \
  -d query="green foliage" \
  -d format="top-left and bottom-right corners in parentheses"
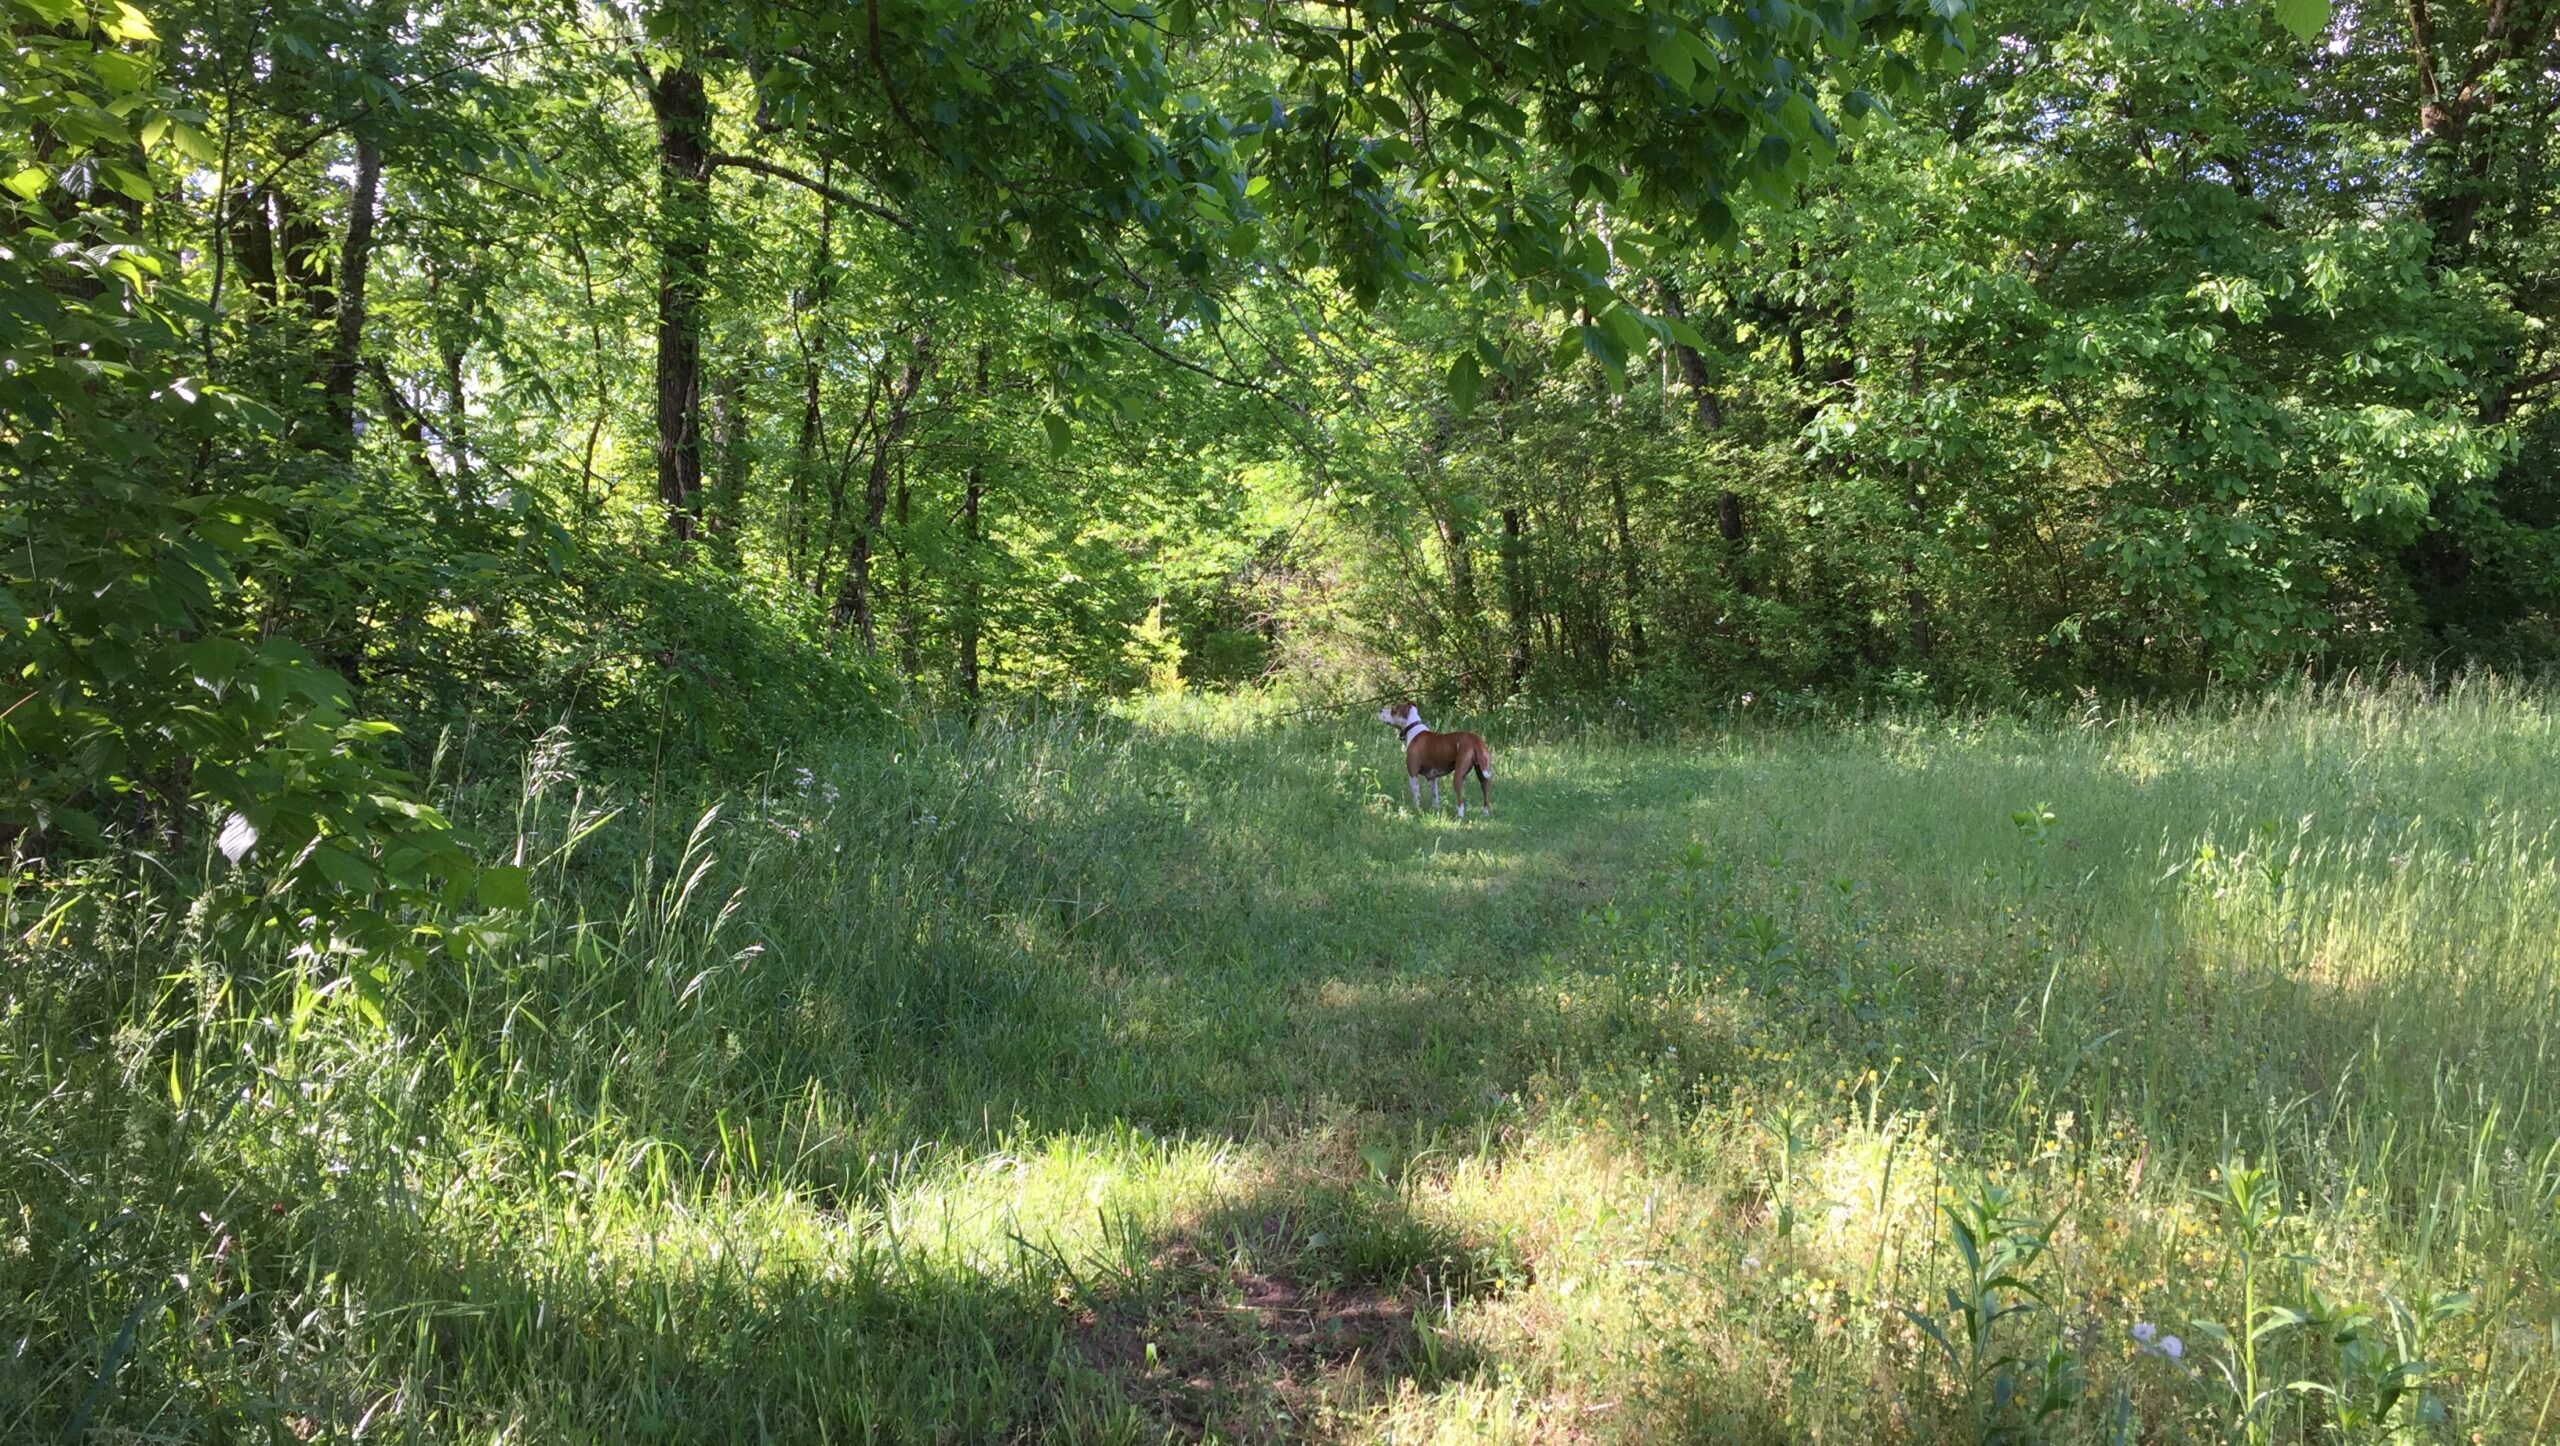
top-left (1265, 0), bottom-right (2555, 704)
top-left (1, 0), bottom-right (469, 960)
top-left (1903, 1176), bottom-right (2083, 1442)
top-left (9, 0), bottom-right (2559, 1430)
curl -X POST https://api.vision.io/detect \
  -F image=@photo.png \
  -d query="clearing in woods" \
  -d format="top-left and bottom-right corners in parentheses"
top-left (9, 682), bottom-right (2559, 1441)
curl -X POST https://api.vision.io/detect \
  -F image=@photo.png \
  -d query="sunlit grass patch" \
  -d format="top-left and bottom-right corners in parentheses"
top-left (8, 678), bottom-right (2559, 1440)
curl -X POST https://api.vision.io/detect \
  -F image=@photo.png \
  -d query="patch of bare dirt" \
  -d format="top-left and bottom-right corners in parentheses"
top-left (1072, 1241), bottom-right (1468, 1442)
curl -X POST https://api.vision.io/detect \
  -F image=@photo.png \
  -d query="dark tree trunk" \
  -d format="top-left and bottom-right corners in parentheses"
top-left (1499, 505), bottom-right (1530, 691)
top-left (568, 234), bottom-right (608, 537)
top-left (788, 166), bottom-right (834, 579)
top-left (366, 360), bottom-right (440, 488)
top-left (894, 454), bottom-right (920, 680)
top-left (1439, 510), bottom-right (1476, 625)
top-left (1608, 472), bottom-right (1645, 666)
top-left (1901, 342), bottom-right (1934, 660)
top-left (711, 366), bottom-right (747, 535)
top-left (1655, 277), bottom-right (1724, 431)
top-left (322, 137), bottom-right (380, 452)
top-left (1535, 507), bottom-right (1560, 670)
top-left (790, 346), bottom-right (823, 579)
top-left (1432, 502), bottom-right (1479, 693)
top-left (833, 334), bottom-right (928, 644)
top-left (273, 185), bottom-right (333, 323)
top-left (1418, 431), bottom-right (1478, 688)
top-left (1658, 276), bottom-right (1750, 592)
top-left (815, 369), bottom-right (884, 601)
top-left (438, 331), bottom-right (475, 507)
top-left (650, 64), bottom-right (712, 541)
top-left (960, 465), bottom-right (984, 700)
top-left (230, 186), bottom-right (279, 306)
top-left (958, 342), bottom-right (989, 699)
top-left (2403, 0), bottom-right (2517, 263)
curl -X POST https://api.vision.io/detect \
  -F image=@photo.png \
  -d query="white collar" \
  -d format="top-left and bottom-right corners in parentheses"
top-left (1399, 718), bottom-right (1429, 741)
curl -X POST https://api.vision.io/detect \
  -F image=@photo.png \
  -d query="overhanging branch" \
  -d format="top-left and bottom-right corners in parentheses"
top-left (707, 153), bottom-right (915, 233)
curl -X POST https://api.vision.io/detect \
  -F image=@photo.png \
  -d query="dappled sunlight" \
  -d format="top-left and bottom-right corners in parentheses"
top-left (13, 690), bottom-right (2560, 1440)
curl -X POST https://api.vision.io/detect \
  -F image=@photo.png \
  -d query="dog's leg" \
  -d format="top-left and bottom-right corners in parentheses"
top-left (1409, 774), bottom-right (1421, 810)
top-left (1478, 764), bottom-right (1492, 815)
top-left (1431, 777), bottom-right (1441, 811)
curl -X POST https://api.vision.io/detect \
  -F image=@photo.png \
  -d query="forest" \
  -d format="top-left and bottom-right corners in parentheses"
top-left (6, 0), bottom-right (2560, 1438)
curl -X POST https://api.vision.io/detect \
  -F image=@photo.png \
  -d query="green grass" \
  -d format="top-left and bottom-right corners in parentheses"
top-left (7, 678), bottom-right (2559, 1442)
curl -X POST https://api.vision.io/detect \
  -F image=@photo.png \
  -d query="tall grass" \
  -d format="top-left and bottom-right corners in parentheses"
top-left (6, 676), bottom-right (2556, 1441)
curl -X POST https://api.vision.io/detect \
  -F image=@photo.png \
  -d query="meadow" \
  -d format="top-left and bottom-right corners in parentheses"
top-left (7, 678), bottom-right (2559, 1442)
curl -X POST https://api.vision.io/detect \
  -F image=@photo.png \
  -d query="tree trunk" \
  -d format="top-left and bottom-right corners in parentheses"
top-left (1903, 559), bottom-right (1933, 660)
top-left (230, 185), bottom-right (279, 306)
top-left (788, 165), bottom-right (834, 580)
top-left (894, 453), bottom-right (921, 680)
top-left (1901, 349), bottom-right (1932, 661)
top-left (958, 342), bottom-right (990, 700)
top-left (833, 333), bottom-right (928, 644)
top-left (1438, 509), bottom-right (1477, 626)
top-left (1658, 276), bottom-right (1751, 592)
top-left (2402, 0), bottom-right (2526, 263)
top-left (366, 359), bottom-right (440, 489)
top-left (711, 366), bottom-right (747, 535)
top-left (1607, 472), bottom-right (1645, 667)
top-left (273, 185), bottom-right (333, 323)
top-left (650, 64), bottom-right (712, 541)
top-left (438, 331), bottom-right (475, 508)
top-left (1655, 277), bottom-right (1724, 430)
top-left (1418, 431), bottom-right (1478, 688)
top-left (815, 369), bottom-right (884, 600)
top-left (322, 138), bottom-right (379, 452)
top-left (569, 233), bottom-right (608, 538)
top-left (960, 465), bottom-right (984, 700)
top-left (1499, 505), bottom-right (1530, 691)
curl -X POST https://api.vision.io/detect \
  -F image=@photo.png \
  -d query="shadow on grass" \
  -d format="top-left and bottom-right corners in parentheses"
top-left (1060, 1179), bottom-right (1511, 1440)
top-left (686, 730), bottom-right (1736, 1169)
top-left (25, 710), bottom-right (2557, 1441)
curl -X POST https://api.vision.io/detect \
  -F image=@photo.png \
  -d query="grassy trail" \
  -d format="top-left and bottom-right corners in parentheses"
top-left (7, 683), bottom-right (2559, 1441)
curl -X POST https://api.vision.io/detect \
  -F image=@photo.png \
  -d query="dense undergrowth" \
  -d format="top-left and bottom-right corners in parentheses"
top-left (7, 677), bottom-right (2558, 1441)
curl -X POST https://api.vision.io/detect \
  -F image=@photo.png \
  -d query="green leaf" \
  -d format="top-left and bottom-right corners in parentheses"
top-left (1446, 349), bottom-right (1482, 414)
top-left (1645, 34), bottom-right (1697, 88)
top-left (1579, 323), bottom-right (1628, 382)
top-left (99, 162), bottom-right (154, 203)
top-left (2273, 0), bottom-right (2327, 41)
top-left (1042, 411), bottom-right (1072, 456)
top-left (477, 863), bottom-right (532, 912)
top-left (104, 0), bottom-right (153, 40)
top-left (1569, 162), bottom-right (1621, 203)
top-left (310, 840), bottom-right (378, 892)
top-left (168, 121), bottom-right (220, 166)
top-left (1601, 303), bottom-right (1651, 356)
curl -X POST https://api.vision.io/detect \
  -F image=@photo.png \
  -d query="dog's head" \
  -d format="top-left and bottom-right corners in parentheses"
top-left (1378, 702), bottom-right (1422, 730)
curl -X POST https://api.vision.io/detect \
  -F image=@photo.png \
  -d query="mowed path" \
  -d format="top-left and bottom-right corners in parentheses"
top-left (823, 696), bottom-right (2560, 1441)
top-left (21, 692), bottom-right (2553, 1443)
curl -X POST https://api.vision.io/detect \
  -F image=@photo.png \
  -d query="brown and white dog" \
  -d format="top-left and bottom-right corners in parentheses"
top-left (1378, 702), bottom-right (1493, 818)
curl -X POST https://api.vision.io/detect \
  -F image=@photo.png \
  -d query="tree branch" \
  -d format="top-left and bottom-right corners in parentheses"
top-left (707, 154), bottom-right (914, 232)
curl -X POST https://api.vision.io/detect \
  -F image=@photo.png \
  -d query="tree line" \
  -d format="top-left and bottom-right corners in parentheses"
top-left (5, 0), bottom-right (2553, 917)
